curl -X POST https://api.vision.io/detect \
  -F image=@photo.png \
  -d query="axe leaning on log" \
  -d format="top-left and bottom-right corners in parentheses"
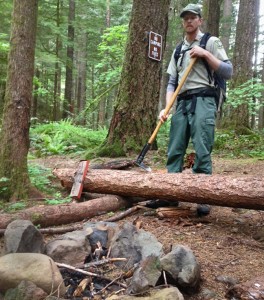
top-left (135, 57), bottom-right (197, 172)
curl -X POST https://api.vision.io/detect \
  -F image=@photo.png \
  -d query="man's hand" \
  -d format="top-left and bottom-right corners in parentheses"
top-left (159, 109), bottom-right (169, 123)
top-left (190, 45), bottom-right (206, 58)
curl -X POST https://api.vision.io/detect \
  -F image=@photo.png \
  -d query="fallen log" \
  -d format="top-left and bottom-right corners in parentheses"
top-left (53, 168), bottom-right (264, 210)
top-left (0, 195), bottom-right (129, 230)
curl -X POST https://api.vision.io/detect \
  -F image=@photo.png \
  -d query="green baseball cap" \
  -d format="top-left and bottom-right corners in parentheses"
top-left (180, 3), bottom-right (202, 18)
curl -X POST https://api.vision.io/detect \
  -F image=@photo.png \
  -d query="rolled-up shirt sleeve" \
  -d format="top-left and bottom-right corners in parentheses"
top-left (167, 75), bottom-right (177, 92)
top-left (215, 60), bottom-right (233, 80)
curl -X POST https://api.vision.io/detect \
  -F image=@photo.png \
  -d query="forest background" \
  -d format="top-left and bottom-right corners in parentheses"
top-left (0, 0), bottom-right (264, 202)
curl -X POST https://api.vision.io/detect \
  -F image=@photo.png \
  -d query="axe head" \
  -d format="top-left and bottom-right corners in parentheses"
top-left (134, 160), bottom-right (152, 172)
top-left (135, 143), bottom-right (152, 172)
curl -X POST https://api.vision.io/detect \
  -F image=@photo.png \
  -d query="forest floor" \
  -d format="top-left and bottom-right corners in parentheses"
top-left (2, 154), bottom-right (264, 299)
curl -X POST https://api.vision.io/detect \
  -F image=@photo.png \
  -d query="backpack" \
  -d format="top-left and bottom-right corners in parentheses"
top-left (174, 32), bottom-right (226, 112)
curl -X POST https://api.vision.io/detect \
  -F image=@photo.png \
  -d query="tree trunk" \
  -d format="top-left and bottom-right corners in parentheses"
top-left (63, 0), bottom-right (75, 118)
top-left (98, 0), bottom-right (111, 128)
top-left (101, 0), bottom-right (170, 156)
top-left (53, 0), bottom-right (62, 121)
top-left (221, 0), bottom-right (232, 52)
top-left (229, 0), bottom-right (258, 129)
top-left (53, 169), bottom-right (264, 210)
top-left (0, 0), bottom-right (38, 201)
top-left (202, 0), bottom-right (220, 36)
top-left (0, 195), bottom-right (129, 229)
top-left (259, 54), bottom-right (264, 130)
top-left (76, 31), bottom-right (88, 121)
top-left (32, 68), bottom-right (40, 118)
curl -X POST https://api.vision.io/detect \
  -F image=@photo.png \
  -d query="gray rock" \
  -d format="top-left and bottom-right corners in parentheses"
top-left (0, 253), bottom-right (66, 296)
top-left (4, 220), bottom-right (45, 254)
top-left (4, 280), bottom-right (47, 300)
top-left (83, 221), bottom-right (119, 249)
top-left (127, 255), bottom-right (162, 294)
top-left (160, 244), bottom-right (200, 293)
top-left (45, 230), bottom-right (91, 265)
top-left (110, 222), bottom-right (164, 270)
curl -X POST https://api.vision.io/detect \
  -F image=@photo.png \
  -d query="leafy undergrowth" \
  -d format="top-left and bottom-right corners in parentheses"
top-left (30, 120), bottom-right (107, 157)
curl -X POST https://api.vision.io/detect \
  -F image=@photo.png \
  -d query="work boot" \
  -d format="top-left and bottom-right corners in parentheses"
top-left (196, 204), bottom-right (211, 217)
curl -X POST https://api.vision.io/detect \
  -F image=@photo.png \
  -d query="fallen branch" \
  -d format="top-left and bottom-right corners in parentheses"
top-left (56, 262), bottom-right (127, 289)
top-left (84, 258), bottom-right (127, 269)
top-left (95, 273), bottom-right (123, 295)
top-left (104, 205), bottom-right (142, 222)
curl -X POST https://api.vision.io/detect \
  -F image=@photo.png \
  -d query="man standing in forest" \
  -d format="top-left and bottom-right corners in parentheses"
top-left (159, 3), bottom-right (233, 216)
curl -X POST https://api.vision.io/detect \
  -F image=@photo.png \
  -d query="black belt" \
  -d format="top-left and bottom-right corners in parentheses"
top-left (178, 88), bottom-right (216, 115)
top-left (179, 87), bottom-right (212, 99)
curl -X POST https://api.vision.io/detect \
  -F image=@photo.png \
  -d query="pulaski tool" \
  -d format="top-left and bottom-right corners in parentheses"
top-left (135, 57), bottom-right (197, 172)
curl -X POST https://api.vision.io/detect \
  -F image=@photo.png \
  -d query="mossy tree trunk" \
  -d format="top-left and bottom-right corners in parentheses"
top-left (101, 0), bottom-right (170, 156)
top-left (0, 0), bottom-right (38, 201)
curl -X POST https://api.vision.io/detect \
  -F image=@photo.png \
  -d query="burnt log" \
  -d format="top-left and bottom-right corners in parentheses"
top-left (0, 195), bottom-right (129, 230)
top-left (53, 168), bottom-right (264, 210)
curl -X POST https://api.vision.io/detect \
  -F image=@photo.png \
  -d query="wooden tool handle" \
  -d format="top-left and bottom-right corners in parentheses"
top-left (148, 57), bottom-right (197, 144)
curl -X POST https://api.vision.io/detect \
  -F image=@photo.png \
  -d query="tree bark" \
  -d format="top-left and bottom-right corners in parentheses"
top-left (53, 168), bottom-right (264, 210)
top-left (259, 54), bottom-right (264, 130)
top-left (202, 0), bottom-right (220, 36)
top-left (229, 0), bottom-right (258, 128)
top-left (0, 0), bottom-right (38, 201)
top-left (63, 0), bottom-right (75, 118)
top-left (102, 0), bottom-right (170, 156)
top-left (221, 0), bottom-right (232, 52)
top-left (0, 195), bottom-right (129, 229)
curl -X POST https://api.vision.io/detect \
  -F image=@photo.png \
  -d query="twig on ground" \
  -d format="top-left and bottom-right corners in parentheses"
top-left (56, 262), bottom-right (127, 288)
top-left (104, 205), bottom-right (142, 222)
top-left (163, 271), bottom-right (168, 287)
top-left (83, 257), bottom-right (127, 269)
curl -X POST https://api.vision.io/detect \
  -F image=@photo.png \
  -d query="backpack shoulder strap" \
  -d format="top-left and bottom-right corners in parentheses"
top-left (200, 32), bottom-right (213, 83)
top-left (199, 32), bottom-right (211, 49)
top-left (173, 41), bottom-right (184, 63)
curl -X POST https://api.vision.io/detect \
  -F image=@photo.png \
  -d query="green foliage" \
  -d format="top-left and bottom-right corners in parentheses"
top-left (96, 24), bottom-right (128, 79)
top-left (28, 164), bottom-right (71, 204)
top-left (5, 202), bottom-right (27, 212)
top-left (28, 164), bottom-right (54, 193)
top-left (156, 117), bottom-right (264, 159)
top-left (32, 76), bottom-right (49, 98)
top-left (157, 116), bottom-right (172, 154)
top-left (45, 196), bottom-right (71, 205)
top-left (227, 78), bottom-right (264, 114)
top-left (30, 120), bottom-right (107, 157)
top-left (214, 129), bottom-right (264, 158)
top-left (0, 176), bottom-right (9, 198)
top-left (86, 24), bottom-right (128, 114)
top-left (0, 200), bottom-right (27, 213)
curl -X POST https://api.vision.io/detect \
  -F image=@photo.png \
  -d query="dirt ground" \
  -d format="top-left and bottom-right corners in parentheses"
top-left (2, 154), bottom-right (264, 299)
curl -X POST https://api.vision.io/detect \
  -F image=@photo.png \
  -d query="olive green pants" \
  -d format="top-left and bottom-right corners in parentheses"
top-left (167, 96), bottom-right (216, 174)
